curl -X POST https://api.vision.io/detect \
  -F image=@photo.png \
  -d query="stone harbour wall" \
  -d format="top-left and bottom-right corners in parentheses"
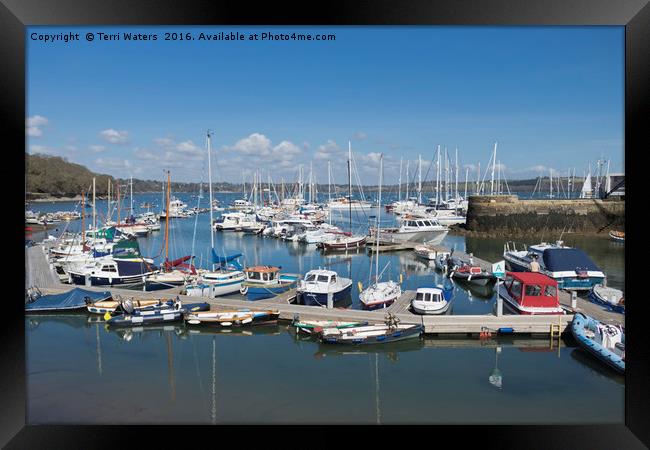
top-left (465, 195), bottom-right (625, 234)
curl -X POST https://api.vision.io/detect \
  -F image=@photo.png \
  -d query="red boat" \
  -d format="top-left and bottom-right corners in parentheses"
top-left (497, 271), bottom-right (565, 315)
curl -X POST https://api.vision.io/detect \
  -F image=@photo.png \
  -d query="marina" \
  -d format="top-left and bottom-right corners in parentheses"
top-left (20, 24), bottom-right (630, 430)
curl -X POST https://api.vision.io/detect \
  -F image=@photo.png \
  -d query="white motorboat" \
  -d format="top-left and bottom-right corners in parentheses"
top-left (413, 245), bottom-right (450, 261)
top-left (370, 215), bottom-right (448, 244)
top-left (213, 212), bottom-right (257, 231)
top-left (296, 269), bottom-right (353, 307)
top-left (411, 285), bottom-right (454, 315)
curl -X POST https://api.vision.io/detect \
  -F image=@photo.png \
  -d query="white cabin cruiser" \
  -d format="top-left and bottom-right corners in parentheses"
top-left (411, 285), bottom-right (454, 315)
top-left (370, 215), bottom-right (449, 244)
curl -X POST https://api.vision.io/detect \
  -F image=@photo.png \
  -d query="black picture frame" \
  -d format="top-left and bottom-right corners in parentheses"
top-left (5, 0), bottom-right (648, 447)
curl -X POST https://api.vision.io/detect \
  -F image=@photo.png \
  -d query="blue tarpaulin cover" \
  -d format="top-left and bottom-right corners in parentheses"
top-left (542, 248), bottom-right (601, 272)
top-left (25, 288), bottom-right (112, 312)
top-left (211, 249), bottom-right (243, 270)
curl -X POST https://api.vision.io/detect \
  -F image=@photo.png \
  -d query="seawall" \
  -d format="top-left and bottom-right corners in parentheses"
top-left (465, 195), bottom-right (625, 235)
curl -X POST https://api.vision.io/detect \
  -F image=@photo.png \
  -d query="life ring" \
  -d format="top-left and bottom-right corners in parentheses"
top-left (240, 285), bottom-right (249, 295)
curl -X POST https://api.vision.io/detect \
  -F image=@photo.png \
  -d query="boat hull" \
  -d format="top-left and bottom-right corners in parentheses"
top-left (570, 313), bottom-right (624, 373)
top-left (244, 281), bottom-right (297, 301)
top-left (298, 284), bottom-right (352, 306)
top-left (411, 300), bottom-right (451, 315)
top-left (319, 324), bottom-right (423, 345)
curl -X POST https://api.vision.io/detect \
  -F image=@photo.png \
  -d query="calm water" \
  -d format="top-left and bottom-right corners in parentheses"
top-left (25, 192), bottom-right (625, 424)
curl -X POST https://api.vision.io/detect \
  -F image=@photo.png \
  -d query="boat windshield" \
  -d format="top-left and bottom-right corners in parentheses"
top-left (524, 284), bottom-right (557, 297)
top-left (317, 275), bottom-right (329, 283)
top-left (305, 273), bottom-right (316, 282)
top-left (509, 280), bottom-right (522, 298)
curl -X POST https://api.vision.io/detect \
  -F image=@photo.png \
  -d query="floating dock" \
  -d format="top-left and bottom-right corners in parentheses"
top-left (27, 243), bottom-right (624, 336)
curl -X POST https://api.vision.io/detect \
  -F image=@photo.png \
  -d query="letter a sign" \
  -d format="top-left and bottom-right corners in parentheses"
top-left (492, 260), bottom-right (505, 279)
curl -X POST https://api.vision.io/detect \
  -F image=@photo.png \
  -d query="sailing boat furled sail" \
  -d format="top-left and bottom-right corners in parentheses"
top-left (359, 154), bottom-right (402, 309)
top-left (185, 130), bottom-right (246, 298)
top-left (318, 142), bottom-right (367, 250)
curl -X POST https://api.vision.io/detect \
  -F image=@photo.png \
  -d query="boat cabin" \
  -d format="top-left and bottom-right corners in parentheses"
top-left (244, 266), bottom-right (281, 283)
top-left (400, 217), bottom-right (443, 229)
top-left (502, 272), bottom-right (560, 309)
top-left (304, 269), bottom-right (338, 285)
top-left (415, 287), bottom-right (445, 303)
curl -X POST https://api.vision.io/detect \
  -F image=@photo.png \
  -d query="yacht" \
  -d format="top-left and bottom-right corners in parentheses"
top-left (370, 215), bottom-right (448, 244)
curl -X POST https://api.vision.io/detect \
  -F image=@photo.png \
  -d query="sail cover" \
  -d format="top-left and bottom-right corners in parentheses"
top-left (542, 248), bottom-right (601, 272)
top-left (211, 249), bottom-right (243, 270)
top-left (25, 288), bottom-right (112, 312)
top-left (111, 238), bottom-right (142, 258)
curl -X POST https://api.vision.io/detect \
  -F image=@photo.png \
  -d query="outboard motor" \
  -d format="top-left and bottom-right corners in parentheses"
top-left (122, 298), bottom-right (135, 314)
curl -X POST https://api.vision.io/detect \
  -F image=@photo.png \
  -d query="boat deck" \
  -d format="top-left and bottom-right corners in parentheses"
top-left (27, 243), bottom-right (624, 334)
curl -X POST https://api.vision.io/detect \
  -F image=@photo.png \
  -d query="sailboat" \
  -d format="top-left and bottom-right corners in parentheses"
top-left (145, 170), bottom-right (196, 291)
top-left (359, 154), bottom-right (402, 310)
top-left (326, 146), bottom-right (373, 211)
top-left (318, 142), bottom-right (367, 250)
top-left (185, 131), bottom-right (246, 298)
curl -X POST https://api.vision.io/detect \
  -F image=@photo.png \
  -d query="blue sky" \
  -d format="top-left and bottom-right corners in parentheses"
top-left (26, 26), bottom-right (624, 184)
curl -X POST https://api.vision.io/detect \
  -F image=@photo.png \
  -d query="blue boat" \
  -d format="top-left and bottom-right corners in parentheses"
top-left (570, 312), bottom-right (625, 373)
top-left (296, 269), bottom-right (353, 306)
top-left (25, 287), bottom-right (112, 312)
top-left (241, 266), bottom-right (299, 301)
top-left (106, 299), bottom-right (210, 327)
top-left (503, 240), bottom-right (605, 290)
top-left (587, 285), bottom-right (625, 314)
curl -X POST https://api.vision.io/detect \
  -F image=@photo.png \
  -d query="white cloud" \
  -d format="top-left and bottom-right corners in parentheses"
top-left (26, 115), bottom-right (49, 137)
top-left (175, 140), bottom-right (203, 159)
top-left (225, 133), bottom-right (273, 156)
top-left (89, 145), bottom-right (107, 153)
top-left (314, 140), bottom-right (342, 160)
top-left (100, 129), bottom-right (130, 144)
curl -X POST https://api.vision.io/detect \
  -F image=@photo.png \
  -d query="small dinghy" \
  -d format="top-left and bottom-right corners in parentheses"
top-left (608, 230), bottom-right (624, 243)
top-left (87, 297), bottom-right (165, 314)
top-left (570, 312), bottom-right (625, 373)
top-left (185, 309), bottom-right (279, 327)
top-left (105, 298), bottom-right (209, 327)
top-left (411, 285), bottom-right (454, 315)
top-left (588, 285), bottom-right (625, 314)
top-left (292, 318), bottom-right (368, 334)
top-left (317, 314), bottom-right (422, 345)
top-left (447, 257), bottom-right (496, 286)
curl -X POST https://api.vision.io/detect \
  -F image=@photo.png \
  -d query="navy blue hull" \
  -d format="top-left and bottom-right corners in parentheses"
top-left (69, 272), bottom-right (146, 288)
top-left (299, 285), bottom-right (352, 306)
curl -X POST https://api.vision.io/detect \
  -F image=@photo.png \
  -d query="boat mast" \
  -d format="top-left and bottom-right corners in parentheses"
top-left (464, 167), bottom-right (469, 200)
top-left (436, 145), bottom-right (441, 206)
top-left (92, 177), bottom-right (96, 233)
top-left (418, 154), bottom-right (422, 205)
top-left (455, 147), bottom-right (459, 200)
top-left (398, 157), bottom-right (402, 202)
top-left (117, 181), bottom-right (120, 223)
top-left (348, 141), bottom-right (353, 234)
top-left (476, 162), bottom-right (480, 195)
top-left (165, 170), bottom-right (171, 267)
top-left (81, 189), bottom-right (85, 243)
top-left (207, 130), bottom-right (215, 252)
top-left (130, 176), bottom-right (133, 218)
top-left (490, 142), bottom-right (497, 196)
top-left (444, 148), bottom-right (448, 202)
top-left (406, 160), bottom-right (410, 201)
top-left (375, 154), bottom-right (383, 283)
top-left (107, 178), bottom-right (111, 224)
top-left (549, 168), bottom-right (553, 198)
